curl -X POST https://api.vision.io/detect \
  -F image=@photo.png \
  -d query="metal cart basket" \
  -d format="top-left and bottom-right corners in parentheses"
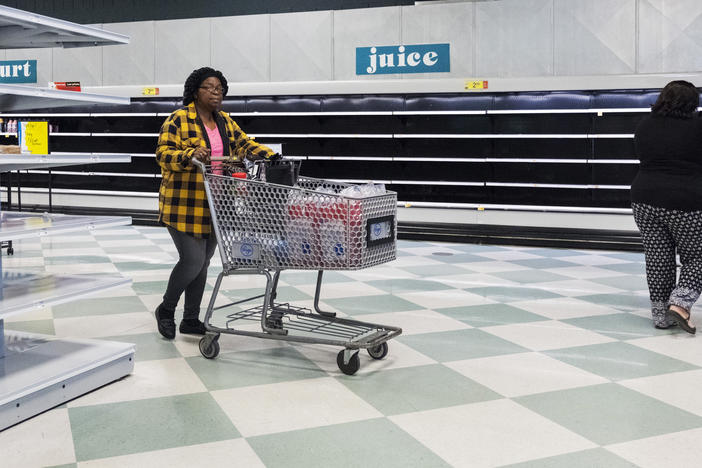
top-left (192, 158), bottom-right (402, 375)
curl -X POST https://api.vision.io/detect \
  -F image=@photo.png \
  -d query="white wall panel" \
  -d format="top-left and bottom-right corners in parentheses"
top-left (555, 0), bottom-right (636, 75)
top-left (476, 0), bottom-right (553, 77)
top-left (333, 6), bottom-right (402, 80)
top-left (401, 2), bottom-right (473, 79)
top-left (638, 0), bottom-right (702, 73)
top-left (52, 24), bottom-right (103, 87)
top-left (5, 48), bottom-right (51, 86)
top-left (154, 18), bottom-right (210, 85)
top-left (212, 14), bottom-right (270, 83)
top-left (270, 11), bottom-right (332, 82)
top-left (102, 21), bottom-right (155, 86)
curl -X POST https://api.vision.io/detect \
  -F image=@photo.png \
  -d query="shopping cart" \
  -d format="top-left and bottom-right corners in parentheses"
top-left (192, 157), bottom-right (402, 375)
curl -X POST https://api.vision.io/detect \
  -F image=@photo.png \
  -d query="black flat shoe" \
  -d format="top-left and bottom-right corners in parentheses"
top-left (654, 321), bottom-right (677, 330)
top-left (155, 304), bottom-right (176, 339)
top-left (179, 319), bottom-right (206, 335)
top-left (666, 307), bottom-right (696, 335)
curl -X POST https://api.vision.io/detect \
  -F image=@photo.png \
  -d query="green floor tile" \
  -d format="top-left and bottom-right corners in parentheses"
top-left (131, 280), bottom-right (170, 295)
top-left (429, 252), bottom-right (490, 264)
top-left (101, 332), bottom-right (181, 362)
top-left (280, 270), bottom-right (355, 285)
top-left (185, 346), bottom-right (325, 390)
top-left (510, 258), bottom-right (582, 269)
top-left (562, 313), bottom-right (670, 340)
top-left (324, 294), bottom-right (423, 315)
top-left (114, 261), bottom-right (173, 271)
top-left (589, 276), bottom-right (648, 291)
top-left (437, 303), bottom-right (548, 327)
top-left (463, 285), bottom-right (563, 302)
top-left (102, 244), bottom-right (161, 254)
top-left (367, 278), bottom-right (455, 294)
top-left (447, 243), bottom-right (507, 253)
top-left (398, 328), bottom-right (528, 362)
top-left (515, 383), bottom-right (702, 445)
top-left (491, 270), bottom-right (573, 285)
top-left (601, 252), bottom-right (645, 262)
top-left (69, 393), bottom-right (239, 462)
top-left (500, 448), bottom-right (639, 468)
top-left (597, 262), bottom-right (645, 275)
top-left (45, 464), bottom-right (78, 468)
top-left (93, 234), bottom-right (148, 241)
top-left (339, 364), bottom-right (501, 415)
top-left (248, 418), bottom-right (451, 468)
top-left (52, 295), bottom-right (147, 318)
top-left (4, 319), bottom-right (55, 335)
top-left (40, 242), bottom-right (100, 249)
top-left (575, 293), bottom-right (650, 311)
top-left (400, 264), bottom-right (471, 277)
top-left (545, 341), bottom-right (698, 381)
top-left (44, 255), bottom-right (112, 265)
top-left (515, 248), bottom-right (583, 258)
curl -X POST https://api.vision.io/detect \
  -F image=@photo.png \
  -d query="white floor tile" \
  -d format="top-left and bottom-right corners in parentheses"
top-left (531, 279), bottom-right (625, 297)
top-left (482, 320), bottom-right (616, 351)
top-left (43, 247), bottom-right (107, 257)
top-left (389, 399), bottom-right (596, 468)
top-left (44, 263), bottom-right (119, 274)
top-left (446, 352), bottom-right (609, 397)
top-left (0, 408), bottom-right (76, 466)
top-left (212, 377), bottom-right (382, 437)
top-left (403, 288), bottom-right (497, 309)
top-left (510, 297), bottom-right (618, 320)
top-left (358, 309), bottom-right (471, 336)
top-left (390, 255), bottom-right (444, 267)
top-left (549, 265), bottom-right (631, 280)
top-left (68, 358), bottom-right (207, 408)
top-left (53, 311), bottom-right (154, 338)
top-left (606, 427), bottom-right (702, 468)
top-left (629, 334), bottom-right (702, 367)
top-left (620, 369), bottom-right (702, 417)
top-left (78, 439), bottom-right (265, 468)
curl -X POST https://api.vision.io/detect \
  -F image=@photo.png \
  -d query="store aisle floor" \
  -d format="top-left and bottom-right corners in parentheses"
top-left (2, 225), bottom-right (702, 468)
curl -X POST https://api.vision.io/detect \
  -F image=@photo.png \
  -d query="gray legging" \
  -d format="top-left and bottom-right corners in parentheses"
top-left (162, 226), bottom-right (218, 320)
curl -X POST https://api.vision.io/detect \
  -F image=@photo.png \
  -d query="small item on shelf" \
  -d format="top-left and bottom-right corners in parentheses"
top-left (0, 145), bottom-right (20, 154)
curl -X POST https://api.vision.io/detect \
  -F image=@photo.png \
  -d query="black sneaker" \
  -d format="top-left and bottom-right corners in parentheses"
top-left (179, 319), bottom-right (207, 335)
top-left (155, 304), bottom-right (176, 339)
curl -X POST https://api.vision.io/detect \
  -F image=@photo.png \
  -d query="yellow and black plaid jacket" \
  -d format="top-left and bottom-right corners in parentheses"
top-left (156, 102), bottom-right (275, 237)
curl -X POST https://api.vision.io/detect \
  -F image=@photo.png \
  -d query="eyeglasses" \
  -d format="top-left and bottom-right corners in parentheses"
top-left (200, 85), bottom-right (224, 95)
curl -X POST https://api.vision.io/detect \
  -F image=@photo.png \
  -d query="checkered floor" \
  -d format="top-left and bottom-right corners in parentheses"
top-left (2, 225), bottom-right (702, 467)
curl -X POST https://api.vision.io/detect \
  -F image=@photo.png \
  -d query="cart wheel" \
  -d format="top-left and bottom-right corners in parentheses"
top-left (367, 342), bottom-right (388, 360)
top-left (199, 336), bottom-right (220, 359)
top-left (7, 247), bottom-right (13, 256)
top-left (336, 350), bottom-right (360, 375)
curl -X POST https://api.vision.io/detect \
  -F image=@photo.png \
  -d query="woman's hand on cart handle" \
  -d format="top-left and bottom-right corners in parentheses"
top-left (269, 152), bottom-right (282, 161)
top-left (192, 147), bottom-right (211, 163)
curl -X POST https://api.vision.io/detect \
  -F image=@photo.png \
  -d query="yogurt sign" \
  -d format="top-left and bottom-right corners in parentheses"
top-left (356, 43), bottom-right (450, 75)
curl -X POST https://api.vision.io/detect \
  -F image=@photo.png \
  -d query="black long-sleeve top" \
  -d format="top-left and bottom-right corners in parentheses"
top-left (630, 114), bottom-right (702, 211)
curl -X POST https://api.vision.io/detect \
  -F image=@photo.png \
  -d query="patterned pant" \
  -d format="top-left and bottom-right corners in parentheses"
top-left (632, 203), bottom-right (702, 326)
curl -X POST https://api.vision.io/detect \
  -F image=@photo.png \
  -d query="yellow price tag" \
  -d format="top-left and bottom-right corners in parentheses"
top-left (21, 121), bottom-right (49, 154)
top-left (465, 80), bottom-right (488, 90)
top-left (142, 87), bottom-right (160, 96)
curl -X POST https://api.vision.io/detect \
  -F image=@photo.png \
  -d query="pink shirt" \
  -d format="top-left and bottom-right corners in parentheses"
top-left (205, 125), bottom-right (224, 175)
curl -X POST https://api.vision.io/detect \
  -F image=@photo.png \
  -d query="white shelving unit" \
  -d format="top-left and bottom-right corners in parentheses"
top-left (0, 7), bottom-right (136, 431)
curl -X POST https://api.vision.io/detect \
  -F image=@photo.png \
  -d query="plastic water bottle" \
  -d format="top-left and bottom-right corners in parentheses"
top-left (287, 217), bottom-right (317, 266)
top-left (320, 219), bottom-right (346, 265)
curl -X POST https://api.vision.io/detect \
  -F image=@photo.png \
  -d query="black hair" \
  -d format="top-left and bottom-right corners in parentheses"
top-left (182, 67), bottom-right (228, 106)
top-left (651, 80), bottom-right (700, 119)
